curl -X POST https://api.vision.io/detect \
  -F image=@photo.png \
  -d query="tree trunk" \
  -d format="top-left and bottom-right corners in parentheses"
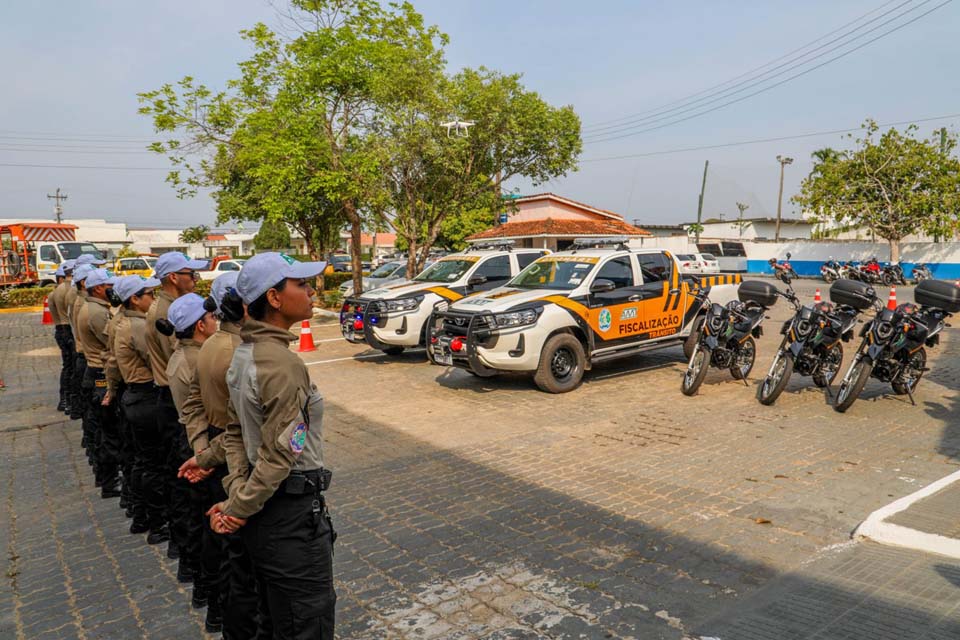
top-left (889, 238), bottom-right (901, 263)
top-left (406, 238), bottom-right (418, 280)
top-left (305, 234), bottom-right (324, 293)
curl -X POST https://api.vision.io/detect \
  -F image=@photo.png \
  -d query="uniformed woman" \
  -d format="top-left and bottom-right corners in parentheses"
top-left (159, 293), bottom-right (217, 598)
top-left (110, 275), bottom-right (165, 540)
top-left (208, 252), bottom-right (336, 638)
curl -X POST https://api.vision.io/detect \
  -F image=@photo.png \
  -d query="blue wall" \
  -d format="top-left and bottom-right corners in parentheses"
top-left (746, 260), bottom-right (960, 279)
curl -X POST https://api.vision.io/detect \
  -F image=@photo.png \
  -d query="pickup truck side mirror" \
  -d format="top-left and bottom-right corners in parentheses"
top-left (590, 279), bottom-right (615, 294)
top-left (467, 275), bottom-right (487, 288)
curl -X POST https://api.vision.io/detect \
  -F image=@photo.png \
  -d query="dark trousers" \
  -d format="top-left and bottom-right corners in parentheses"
top-left (83, 367), bottom-right (120, 486)
top-left (223, 531), bottom-right (263, 640)
top-left (114, 383), bottom-right (136, 508)
top-left (158, 387), bottom-right (201, 566)
top-left (54, 325), bottom-right (74, 409)
top-left (123, 384), bottom-right (165, 530)
top-left (241, 487), bottom-right (336, 639)
top-left (72, 352), bottom-right (87, 422)
top-left (196, 465), bottom-right (228, 603)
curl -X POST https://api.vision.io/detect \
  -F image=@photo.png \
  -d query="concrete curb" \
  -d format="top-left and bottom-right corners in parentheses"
top-left (0, 306), bottom-right (43, 314)
top-left (854, 468), bottom-right (960, 559)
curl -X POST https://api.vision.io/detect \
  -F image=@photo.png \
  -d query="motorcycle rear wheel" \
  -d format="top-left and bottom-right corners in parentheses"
top-left (834, 357), bottom-right (873, 413)
top-left (730, 336), bottom-right (756, 380)
top-left (758, 351), bottom-right (793, 406)
top-left (813, 342), bottom-right (843, 388)
top-left (892, 347), bottom-right (926, 395)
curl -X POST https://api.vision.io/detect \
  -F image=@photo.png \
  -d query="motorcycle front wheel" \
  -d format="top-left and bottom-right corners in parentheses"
top-left (758, 351), bottom-right (793, 405)
top-left (881, 272), bottom-right (893, 286)
top-left (681, 345), bottom-right (711, 396)
top-left (834, 357), bottom-right (873, 413)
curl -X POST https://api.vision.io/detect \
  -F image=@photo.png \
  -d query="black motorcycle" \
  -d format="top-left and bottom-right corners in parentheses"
top-left (758, 277), bottom-right (873, 405)
top-left (912, 263), bottom-right (933, 283)
top-left (834, 279), bottom-right (959, 412)
top-left (881, 261), bottom-right (906, 286)
top-left (681, 280), bottom-right (777, 396)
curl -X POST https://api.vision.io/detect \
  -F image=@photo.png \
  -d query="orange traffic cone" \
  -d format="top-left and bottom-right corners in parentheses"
top-left (814, 288), bottom-right (821, 303)
top-left (41, 296), bottom-right (53, 325)
top-left (297, 319), bottom-right (316, 352)
top-left (887, 286), bottom-right (897, 311)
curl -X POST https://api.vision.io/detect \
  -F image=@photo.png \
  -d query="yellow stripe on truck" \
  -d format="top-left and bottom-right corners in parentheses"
top-left (426, 286), bottom-right (464, 301)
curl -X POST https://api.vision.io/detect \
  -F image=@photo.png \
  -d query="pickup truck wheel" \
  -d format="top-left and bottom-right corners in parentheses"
top-left (534, 333), bottom-right (585, 393)
top-left (683, 315), bottom-right (705, 360)
top-left (382, 346), bottom-right (405, 356)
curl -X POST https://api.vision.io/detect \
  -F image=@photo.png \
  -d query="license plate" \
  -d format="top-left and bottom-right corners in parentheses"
top-left (434, 349), bottom-right (452, 366)
top-left (341, 324), bottom-right (355, 341)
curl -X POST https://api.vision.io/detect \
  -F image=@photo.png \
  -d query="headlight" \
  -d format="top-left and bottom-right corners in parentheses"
top-left (384, 295), bottom-right (424, 312)
top-left (875, 321), bottom-right (894, 340)
top-left (490, 308), bottom-right (540, 329)
top-left (796, 319), bottom-right (813, 337)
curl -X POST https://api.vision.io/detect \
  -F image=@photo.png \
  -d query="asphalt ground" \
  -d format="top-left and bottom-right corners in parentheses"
top-left (2, 275), bottom-right (958, 639)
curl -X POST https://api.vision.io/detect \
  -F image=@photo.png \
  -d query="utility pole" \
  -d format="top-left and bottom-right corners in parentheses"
top-left (775, 155), bottom-right (793, 242)
top-left (695, 160), bottom-right (709, 245)
top-left (937, 128), bottom-right (948, 242)
top-left (47, 188), bottom-right (68, 223)
top-left (736, 202), bottom-right (749, 239)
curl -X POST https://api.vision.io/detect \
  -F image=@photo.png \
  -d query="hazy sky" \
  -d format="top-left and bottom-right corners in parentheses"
top-left (1, 0), bottom-right (956, 229)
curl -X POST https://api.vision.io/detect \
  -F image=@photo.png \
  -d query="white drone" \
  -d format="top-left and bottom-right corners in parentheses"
top-left (440, 120), bottom-right (475, 137)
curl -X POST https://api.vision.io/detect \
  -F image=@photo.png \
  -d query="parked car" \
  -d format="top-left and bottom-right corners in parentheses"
top-left (676, 252), bottom-right (720, 275)
top-left (114, 256), bottom-right (158, 278)
top-left (329, 254), bottom-right (352, 272)
top-left (199, 257), bottom-right (244, 280)
top-left (339, 260), bottom-right (436, 296)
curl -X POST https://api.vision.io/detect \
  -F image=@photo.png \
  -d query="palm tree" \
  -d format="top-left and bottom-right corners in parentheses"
top-left (179, 225), bottom-right (210, 244)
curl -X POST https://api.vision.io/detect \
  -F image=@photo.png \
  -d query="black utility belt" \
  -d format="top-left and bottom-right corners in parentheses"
top-left (126, 381), bottom-right (154, 391)
top-left (278, 469), bottom-right (332, 495)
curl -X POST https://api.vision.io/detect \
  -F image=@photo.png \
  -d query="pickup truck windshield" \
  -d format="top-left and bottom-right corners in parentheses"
top-left (371, 261), bottom-right (403, 278)
top-left (509, 258), bottom-right (597, 290)
top-left (57, 242), bottom-right (103, 260)
top-left (414, 258), bottom-right (477, 283)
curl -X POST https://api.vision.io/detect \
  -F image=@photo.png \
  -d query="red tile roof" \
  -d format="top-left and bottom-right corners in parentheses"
top-left (467, 217), bottom-right (650, 241)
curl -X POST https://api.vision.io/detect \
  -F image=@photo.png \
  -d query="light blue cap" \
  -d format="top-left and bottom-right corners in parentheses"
top-left (168, 293), bottom-right (207, 333)
top-left (114, 275), bottom-right (161, 302)
top-left (236, 253), bottom-right (326, 305)
top-left (73, 264), bottom-right (95, 282)
top-left (153, 252), bottom-right (208, 279)
top-left (210, 272), bottom-right (239, 310)
top-left (84, 268), bottom-right (117, 289)
top-left (75, 253), bottom-right (106, 266)
top-left (55, 259), bottom-right (77, 277)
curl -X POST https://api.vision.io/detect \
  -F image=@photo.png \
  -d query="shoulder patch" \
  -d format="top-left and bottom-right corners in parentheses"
top-left (289, 422), bottom-right (307, 454)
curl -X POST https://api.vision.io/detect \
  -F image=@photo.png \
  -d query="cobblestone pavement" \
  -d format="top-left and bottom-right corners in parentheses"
top-left (2, 278), bottom-right (959, 639)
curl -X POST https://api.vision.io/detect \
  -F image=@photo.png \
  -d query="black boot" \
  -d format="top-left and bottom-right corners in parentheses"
top-left (100, 481), bottom-right (121, 499)
top-left (129, 520), bottom-right (149, 535)
top-left (146, 526), bottom-right (170, 545)
top-left (204, 601), bottom-right (223, 633)
top-left (176, 561), bottom-right (196, 584)
top-left (167, 543), bottom-right (180, 560)
top-left (57, 401), bottom-right (66, 412)
top-left (191, 587), bottom-right (208, 609)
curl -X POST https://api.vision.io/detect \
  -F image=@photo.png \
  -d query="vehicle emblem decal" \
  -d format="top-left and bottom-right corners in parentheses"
top-left (598, 308), bottom-right (612, 332)
top-left (620, 307), bottom-right (637, 320)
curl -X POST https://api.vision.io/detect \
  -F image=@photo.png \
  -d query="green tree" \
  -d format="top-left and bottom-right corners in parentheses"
top-left (179, 225), bottom-right (210, 244)
top-left (253, 218), bottom-right (292, 251)
top-left (376, 67), bottom-right (581, 276)
top-left (794, 120), bottom-right (960, 261)
top-left (116, 245), bottom-right (139, 258)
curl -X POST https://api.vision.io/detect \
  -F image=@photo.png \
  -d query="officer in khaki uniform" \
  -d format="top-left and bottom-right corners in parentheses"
top-left (68, 255), bottom-right (106, 423)
top-left (178, 273), bottom-right (260, 636)
top-left (112, 275), bottom-right (168, 543)
top-left (76, 268), bottom-right (121, 498)
top-left (162, 293), bottom-right (218, 605)
top-left (104, 281), bottom-right (136, 519)
top-left (209, 253), bottom-right (335, 638)
top-left (48, 260), bottom-right (76, 414)
top-left (145, 251), bottom-right (207, 565)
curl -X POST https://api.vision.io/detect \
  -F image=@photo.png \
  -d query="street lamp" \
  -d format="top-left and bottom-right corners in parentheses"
top-left (775, 155), bottom-right (793, 242)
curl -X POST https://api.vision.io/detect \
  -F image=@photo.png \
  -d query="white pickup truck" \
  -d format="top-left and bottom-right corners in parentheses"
top-left (340, 243), bottom-right (549, 355)
top-left (426, 239), bottom-right (741, 392)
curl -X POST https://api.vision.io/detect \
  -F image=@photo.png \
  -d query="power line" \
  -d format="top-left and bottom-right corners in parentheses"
top-left (584, 0), bottom-right (951, 145)
top-left (583, 0), bottom-right (912, 133)
top-left (579, 112), bottom-right (960, 163)
top-left (0, 147), bottom-right (155, 155)
top-left (0, 163), bottom-right (171, 170)
top-left (0, 134), bottom-right (156, 144)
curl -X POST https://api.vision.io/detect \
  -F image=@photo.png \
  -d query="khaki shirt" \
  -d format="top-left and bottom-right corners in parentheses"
top-left (70, 288), bottom-right (88, 354)
top-left (77, 296), bottom-right (111, 368)
top-left (104, 311), bottom-right (126, 392)
top-left (182, 321), bottom-right (242, 469)
top-left (166, 339), bottom-right (201, 423)
top-left (114, 310), bottom-right (153, 385)
top-left (64, 284), bottom-right (78, 336)
top-left (146, 289), bottom-right (177, 387)
top-left (222, 320), bottom-right (325, 519)
top-left (48, 280), bottom-right (70, 325)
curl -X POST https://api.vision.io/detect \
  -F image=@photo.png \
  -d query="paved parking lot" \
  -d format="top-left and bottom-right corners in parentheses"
top-left (2, 277), bottom-right (959, 639)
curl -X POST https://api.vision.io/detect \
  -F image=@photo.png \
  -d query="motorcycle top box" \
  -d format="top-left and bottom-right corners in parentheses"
top-left (915, 279), bottom-right (960, 313)
top-left (738, 280), bottom-right (779, 307)
top-left (829, 278), bottom-right (877, 311)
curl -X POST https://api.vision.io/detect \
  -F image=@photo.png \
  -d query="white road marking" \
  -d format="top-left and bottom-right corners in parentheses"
top-left (305, 348), bottom-right (425, 365)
